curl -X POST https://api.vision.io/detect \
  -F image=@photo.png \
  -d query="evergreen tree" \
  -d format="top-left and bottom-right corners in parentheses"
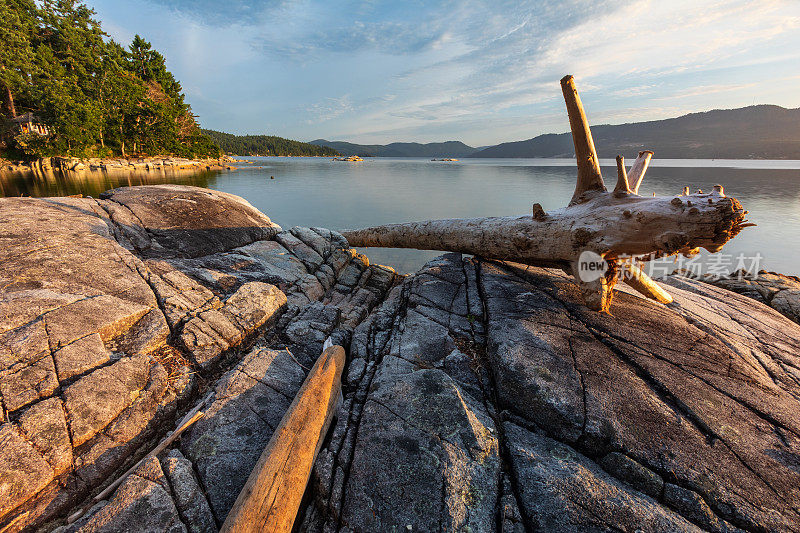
top-left (202, 129), bottom-right (340, 157)
top-left (0, 0), bottom-right (37, 117)
top-left (0, 0), bottom-right (220, 158)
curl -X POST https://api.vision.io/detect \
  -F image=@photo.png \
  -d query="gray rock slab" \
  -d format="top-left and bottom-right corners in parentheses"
top-left (18, 397), bottom-right (72, 476)
top-left (341, 369), bottom-right (501, 532)
top-left (505, 422), bottom-right (700, 532)
top-left (673, 269), bottom-right (800, 324)
top-left (180, 282), bottom-right (286, 368)
top-left (63, 355), bottom-right (150, 447)
top-left (310, 254), bottom-right (500, 532)
top-left (1, 187), bottom-right (379, 530)
top-left (181, 347), bottom-right (305, 520)
top-left (67, 457), bottom-right (185, 533)
top-left (53, 333), bottom-right (110, 382)
top-left (0, 423), bottom-right (53, 519)
top-left (161, 450), bottom-right (216, 533)
top-left (101, 185), bottom-right (281, 258)
top-left (0, 353), bottom-right (59, 412)
top-left (487, 261), bottom-right (800, 531)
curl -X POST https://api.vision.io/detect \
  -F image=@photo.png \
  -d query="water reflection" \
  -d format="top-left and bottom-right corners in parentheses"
top-left (0, 167), bottom-right (220, 198)
top-left (213, 157), bottom-right (799, 275)
top-left (2, 157), bottom-right (798, 275)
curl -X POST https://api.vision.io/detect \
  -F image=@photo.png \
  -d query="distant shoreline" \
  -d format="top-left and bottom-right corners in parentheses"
top-left (228, 155), bottom-right (341, 158)
top-left (227, 155), bottom-right (800, 170)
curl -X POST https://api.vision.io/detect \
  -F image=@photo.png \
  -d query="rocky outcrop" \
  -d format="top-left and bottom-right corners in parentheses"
top-left (0, 185), bottom-right (399, 532)
top-left (0, 156), bottom-right (234, 176)
top-left (676, 269), bottom-right (800, 324)
top-left (2, 186), bottom-right (798, 532)
top-left (292, 255), bottom-right (800, 532)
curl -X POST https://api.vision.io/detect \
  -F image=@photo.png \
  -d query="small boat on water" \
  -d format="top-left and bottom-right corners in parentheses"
top-left (333, 155), bottom-right (364, 162)
top-left (431, 158), bottom-right (459, 161)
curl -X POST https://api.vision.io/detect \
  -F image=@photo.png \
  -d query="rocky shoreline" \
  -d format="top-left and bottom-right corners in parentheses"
top-left (0, 185), bottom-right (798, 532)
top-left (0, 156), bottom-right (235, 177)
top-left (677, 268), bottom-right (800, 324)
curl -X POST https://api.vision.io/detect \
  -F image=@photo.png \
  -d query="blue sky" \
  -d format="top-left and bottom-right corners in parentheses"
top-left (88, 0), bottom-right (800, 146)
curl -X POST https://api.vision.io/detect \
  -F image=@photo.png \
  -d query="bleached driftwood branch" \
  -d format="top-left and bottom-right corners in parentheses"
top-left (561, 74), bottom-right (605, 205)
top-left (341, 75), bottom-right (750, 312)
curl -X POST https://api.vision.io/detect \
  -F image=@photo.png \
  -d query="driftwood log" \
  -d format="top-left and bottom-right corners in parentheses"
top-left (341, 75), bottom-right (750, 312)
top-left (220, 342), bottom-right (345, 532)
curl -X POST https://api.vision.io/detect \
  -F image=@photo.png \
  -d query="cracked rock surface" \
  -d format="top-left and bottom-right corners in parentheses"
top-left (300, 256), bottom-right (800, 532)
top-left (675, 268), bottom-right (800, 324)
top-left (2, 186), bottom-right (798, 532)
top-left (0, 186), bottom-right (398, 532)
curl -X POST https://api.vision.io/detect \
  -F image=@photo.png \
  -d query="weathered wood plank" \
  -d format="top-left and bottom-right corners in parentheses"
top-left (220, 344), bottom-right (346, 533)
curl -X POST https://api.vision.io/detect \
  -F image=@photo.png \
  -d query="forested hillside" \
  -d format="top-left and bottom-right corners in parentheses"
top-left (0, 0), bottom-right (219, 159)
top-left (203, 130), bottom-right (339, 156)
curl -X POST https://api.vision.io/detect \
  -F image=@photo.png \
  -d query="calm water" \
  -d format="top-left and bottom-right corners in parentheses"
top-left (3, 157), bottom-right (799, 275)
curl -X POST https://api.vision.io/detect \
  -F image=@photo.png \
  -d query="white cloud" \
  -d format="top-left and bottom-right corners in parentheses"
top-left (94, 0), bottom-right (800, 144)
top-left (331, 0), bottom-right (800, 143)
top-left (305, 95), bottom-right (354, 123)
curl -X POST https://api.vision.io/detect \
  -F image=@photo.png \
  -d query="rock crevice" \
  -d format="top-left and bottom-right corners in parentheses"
top-left (1, 186), bottom-right (798, 532)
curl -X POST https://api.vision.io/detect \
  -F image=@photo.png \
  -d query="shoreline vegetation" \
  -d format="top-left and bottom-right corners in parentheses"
top-left (0, 1), bottom-right (220, 161)
top-left (0, 1), bottom-right (338, 172)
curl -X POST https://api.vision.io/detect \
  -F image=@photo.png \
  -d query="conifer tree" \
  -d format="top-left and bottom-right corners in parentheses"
top-left (1, 0), bottom-right (220, 158)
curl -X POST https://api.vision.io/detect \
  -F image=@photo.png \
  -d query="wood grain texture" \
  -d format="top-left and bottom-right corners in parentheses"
top-left (623, 261), bottom-right (674, 304)
top-left (614, 155), bottom-right (631, 196)
top-left (220, 345), bottom-right (346, 533)
top-left (341, 191), bottom-right (745, 262)
top-left (560, 75), bottom-right (606, 204)
top-left (339, 75), bottom-right (751, 312)
top-left (628, 151), bottom-right (654, 194)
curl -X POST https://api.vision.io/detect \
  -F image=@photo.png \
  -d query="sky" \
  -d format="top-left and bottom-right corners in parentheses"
top-left (87, 0), bottom-right (800, 146)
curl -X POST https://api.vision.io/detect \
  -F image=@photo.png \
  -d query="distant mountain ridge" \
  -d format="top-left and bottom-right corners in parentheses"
top-left (470, 105), bottom-right (800, 159)
top-left (309, 139), bottom-right (480, 158)
top-left (213, 104), bottom-right (800, 160)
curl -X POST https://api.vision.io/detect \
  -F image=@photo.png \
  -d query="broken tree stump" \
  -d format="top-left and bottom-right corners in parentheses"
top-left (340, 75), bottom-right (750, 313)
top-left (220, 344), bottom-right (346, 533)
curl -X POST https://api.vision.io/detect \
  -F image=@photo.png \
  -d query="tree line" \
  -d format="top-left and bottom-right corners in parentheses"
top-left (0, 0), bottom-right (220, 159)
top-left (202, 129), bottom-right (340, 157)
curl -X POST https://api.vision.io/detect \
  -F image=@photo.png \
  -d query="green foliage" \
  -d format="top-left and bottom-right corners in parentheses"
top-left (0, 0), bottom-right (220, 159)
top-left (13, 132), bottom-right (50, 156)
top-left (0, 0), bottom-right (37, 113)
top-left (202, 129), bottom-right (340, 157)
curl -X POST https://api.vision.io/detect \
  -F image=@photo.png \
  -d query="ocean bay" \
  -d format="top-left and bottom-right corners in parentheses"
top-left (3, 156), bottom-right (798, 275)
